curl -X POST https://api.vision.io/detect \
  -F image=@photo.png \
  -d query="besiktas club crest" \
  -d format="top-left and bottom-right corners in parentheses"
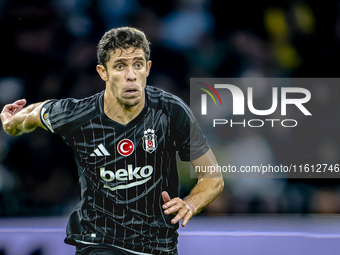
top-left (142, 128), bottom-right (157, 153)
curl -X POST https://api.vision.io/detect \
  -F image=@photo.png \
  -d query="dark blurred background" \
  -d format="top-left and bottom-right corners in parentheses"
top-left (0, 0), bottom-right (340, 217)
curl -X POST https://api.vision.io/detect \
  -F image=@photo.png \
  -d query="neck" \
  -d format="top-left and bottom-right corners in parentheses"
top-left (103, 90), bottom-right (145, 125)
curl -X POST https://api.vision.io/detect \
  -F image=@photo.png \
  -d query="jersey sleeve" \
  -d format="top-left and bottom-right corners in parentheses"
top-left (40, 98), bottom-right (84, 138)
top-left (40, 92), bottom-right (102, 138)
top-left (172, 98), bottom-right (209, 162)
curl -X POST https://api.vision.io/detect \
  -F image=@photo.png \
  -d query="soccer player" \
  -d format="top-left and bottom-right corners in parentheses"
top-left (1, 27), bottom-right (224, 255)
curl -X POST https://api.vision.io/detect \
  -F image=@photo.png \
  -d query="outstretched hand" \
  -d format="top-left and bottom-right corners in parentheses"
top-left (0, 99), bottom-right (27, 122)
top-left (162, 191), bottom-right (195, 227)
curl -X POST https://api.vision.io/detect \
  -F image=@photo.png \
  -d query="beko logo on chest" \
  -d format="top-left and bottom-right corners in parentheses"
top-left (100, 164), bottom-right (153, 191)
top-left (100, 165), bottom-right (153, 181)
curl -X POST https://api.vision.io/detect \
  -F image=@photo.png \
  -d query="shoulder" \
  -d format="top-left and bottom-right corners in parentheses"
top-left (145, 85), bottom-right (182, 104)
top-left (46, 92), bottom-right (102, 113)
top-left (145, 85), bottom-right (193, 121)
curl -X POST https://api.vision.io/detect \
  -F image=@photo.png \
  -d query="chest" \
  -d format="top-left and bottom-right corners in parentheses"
top-left (68, 111), bottom-right (172, 167)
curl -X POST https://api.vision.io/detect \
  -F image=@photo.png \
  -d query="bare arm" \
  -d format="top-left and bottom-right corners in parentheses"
top-left (162, 149), bottom-right (224, 227)
top-left (0, 99), bottom-right (46, 136)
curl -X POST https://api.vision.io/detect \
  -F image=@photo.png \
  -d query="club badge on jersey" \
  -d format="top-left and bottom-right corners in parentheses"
top-left (142, 128), bottom-right (157, 153)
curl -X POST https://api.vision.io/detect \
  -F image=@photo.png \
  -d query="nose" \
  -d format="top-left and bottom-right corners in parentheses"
top-left (126, 66), bottom-right (137, 82)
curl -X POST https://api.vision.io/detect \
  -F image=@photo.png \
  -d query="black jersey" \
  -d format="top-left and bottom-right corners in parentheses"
top-left (40, 85), bottom-right (209, 255)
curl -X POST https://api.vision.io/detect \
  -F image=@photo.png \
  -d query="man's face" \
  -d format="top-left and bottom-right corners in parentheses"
top-left (98, 47), bottom-right (151, 108)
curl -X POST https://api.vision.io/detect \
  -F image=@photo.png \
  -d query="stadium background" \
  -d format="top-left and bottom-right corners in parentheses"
top-left (1, 0), bottom-right (340, 254)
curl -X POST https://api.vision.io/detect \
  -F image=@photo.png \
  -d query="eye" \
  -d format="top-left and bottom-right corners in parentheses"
top-left (134, 62), bottom-right (143, 69)
top-left (116, 64), bottom-right (124, 70)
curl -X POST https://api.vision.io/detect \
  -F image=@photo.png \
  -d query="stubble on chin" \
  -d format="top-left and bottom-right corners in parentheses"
top-left (118, 97), bottom-right (141, 108)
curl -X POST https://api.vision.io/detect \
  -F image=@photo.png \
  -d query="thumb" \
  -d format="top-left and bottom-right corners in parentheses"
top-left (162, 191), bottom-right (171, 204)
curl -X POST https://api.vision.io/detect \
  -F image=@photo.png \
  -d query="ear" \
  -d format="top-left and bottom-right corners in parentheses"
top-left (146, 61), bottom-right (152, 77)
top-left (96, 65), bottom-right (108, 81)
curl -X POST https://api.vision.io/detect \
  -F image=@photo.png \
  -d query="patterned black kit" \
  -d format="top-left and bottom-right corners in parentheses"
top-left (40, 86), bottom-right (209, 255)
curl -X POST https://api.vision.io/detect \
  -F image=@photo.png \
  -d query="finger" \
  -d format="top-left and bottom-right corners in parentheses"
top-left (163, 197), bottom-right (180, 210)
top-left (14, 99), bottom-right (27, 106)
top-left (181, 211), bottom-right (193, 227)
top-left (162, 191), bottom-right (171, 204)
top-left (171, 209), bottom-right (188, 224)
top-left (1, 104), bottom-right (15, 114)
top-left (164, 202), bottom-right (182, 215)
top-left (13, 99), bottom-right (27, 113)
top-left (1, 100), bottom-right (25, 114)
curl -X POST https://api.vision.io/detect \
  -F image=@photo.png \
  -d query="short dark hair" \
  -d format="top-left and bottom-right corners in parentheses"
top-left (97, 27), bottom-right (151, 68)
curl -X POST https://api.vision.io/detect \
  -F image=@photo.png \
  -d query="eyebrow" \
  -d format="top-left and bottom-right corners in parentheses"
top-left (113, 56), bottom-right (145, 64)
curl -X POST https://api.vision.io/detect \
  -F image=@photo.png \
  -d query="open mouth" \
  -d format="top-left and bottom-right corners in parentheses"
top-left (123, 88), bottom-right (139, 97)
top-left (126, 89), bottom-right (138, 93)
